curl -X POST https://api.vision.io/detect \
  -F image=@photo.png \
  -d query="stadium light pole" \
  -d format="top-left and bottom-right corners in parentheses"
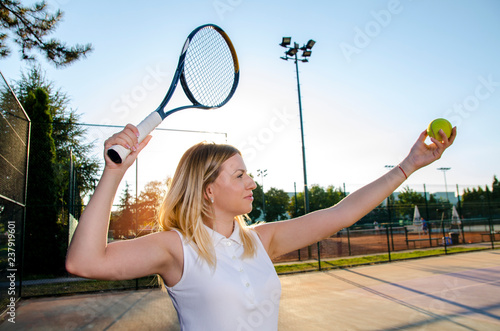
top-left (279, 37), bottom-right (315, 215)
top-left (437, 167), bottom-right (451, 202)
top-left (257, 169), bottom-right (267, 221)
top-left (384, 165), bottom-right (395, 224)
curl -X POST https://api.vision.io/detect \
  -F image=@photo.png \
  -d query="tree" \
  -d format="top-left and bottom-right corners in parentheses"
top-left (110, 182), bottom-right (135, 239)
top-left (13, 66), bottom-right (100, 222)
top-left (111, 180), bottom-right (166, 239)
top-left (23, 87), bottom-right (63, 274)
top-left (288, 190), bottom-right (305, 218)
top-left (2, 66), bottom-right (100, 275)
top-left (248, 180), bottom-right (263, 222)
top-left (0, 0), bottom-right (92, 67)
top-left (492, 176), bottom-right (499, 202)
top-left (136, 180), bottom-right (166, 235)
top-left (393, 186), bottom-right (426, 221)
top-left (263, 188), bottom-right (290, 222)
top-left (358, 202), bottom-right (388, 227)
top-left (462, 176), bottom-right (500, 219)
top-left (288, 184), bottom-right (344, 218)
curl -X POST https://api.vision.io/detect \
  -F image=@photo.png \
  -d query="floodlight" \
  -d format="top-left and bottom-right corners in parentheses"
top-left (286, 48), bottom-right (297, 56)
top-left (280, 37), bottom-right (291, 47)
top-left (306, 39), bottom-right (316, 49)
top-left (302, 50), bottom-right (312, 57)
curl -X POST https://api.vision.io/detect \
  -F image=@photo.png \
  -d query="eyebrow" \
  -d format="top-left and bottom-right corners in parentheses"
top-left (232, 168), bottom-right (246, 175)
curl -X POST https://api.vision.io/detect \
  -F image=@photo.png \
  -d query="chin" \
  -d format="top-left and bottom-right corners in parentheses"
top-left (241, 205), bottom-right (253, 215)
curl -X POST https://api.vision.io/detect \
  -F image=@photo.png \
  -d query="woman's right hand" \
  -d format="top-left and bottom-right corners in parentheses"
top-left (103, 124), bottom-right (152, 170)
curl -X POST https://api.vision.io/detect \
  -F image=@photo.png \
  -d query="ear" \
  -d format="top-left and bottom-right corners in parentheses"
top-left (204, 183), bottom-right (214, 201)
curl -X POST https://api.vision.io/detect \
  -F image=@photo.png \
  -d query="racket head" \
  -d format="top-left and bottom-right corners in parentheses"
top-left (179, 24), bottom-right (239, 109)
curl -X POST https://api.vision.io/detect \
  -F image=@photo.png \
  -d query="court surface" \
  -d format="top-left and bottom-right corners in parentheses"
top-left (2, 250), bottom-right (499, 330)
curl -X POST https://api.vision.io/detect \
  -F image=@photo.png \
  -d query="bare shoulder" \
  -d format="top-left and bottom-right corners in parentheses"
top-left (253, 220), bottom-right (287, 236)
top-left (252, 216), bottom-right (322, 259)
top-left (147, 230), bottom-right (183, 260)
top-left (152, 229), bottom-right (182, 245)
top-left (253, 221), bottom-right (281, 253)
top-left (145, 230), bottom-right (184, 286)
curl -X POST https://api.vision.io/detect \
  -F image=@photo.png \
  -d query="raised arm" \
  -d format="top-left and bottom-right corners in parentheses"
top-left (257, 128), bottom-right (456, 259)
top-left (66, 125), bottom-right (180, 281)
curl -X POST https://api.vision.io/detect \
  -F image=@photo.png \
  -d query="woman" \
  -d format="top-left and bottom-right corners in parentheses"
top-left (66, 124), bottom-right (456, 330)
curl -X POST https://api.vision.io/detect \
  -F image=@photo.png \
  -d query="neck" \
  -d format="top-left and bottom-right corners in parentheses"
top-left (203, 217), bottom-right (235, 238)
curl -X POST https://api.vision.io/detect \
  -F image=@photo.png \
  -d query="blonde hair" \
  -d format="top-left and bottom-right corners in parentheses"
top-left (158, 142), bottom-right (258, 272)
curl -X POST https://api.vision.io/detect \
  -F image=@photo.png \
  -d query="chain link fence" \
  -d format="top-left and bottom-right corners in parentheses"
top-left (0, 72), bottom-right (30, 313)
top-left (1, 104), bottom-right (499, 304)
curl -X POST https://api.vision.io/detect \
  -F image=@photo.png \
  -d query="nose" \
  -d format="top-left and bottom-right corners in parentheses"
top-left (246, 174), bottom-right (257, 190)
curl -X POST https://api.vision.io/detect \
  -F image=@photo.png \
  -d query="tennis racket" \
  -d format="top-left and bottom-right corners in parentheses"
top-left (107, 24), bottom-right (240, 163)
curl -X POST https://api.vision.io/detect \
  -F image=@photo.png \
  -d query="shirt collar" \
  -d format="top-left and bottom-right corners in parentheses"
top-left (203, 221), bottom-right (243, 247)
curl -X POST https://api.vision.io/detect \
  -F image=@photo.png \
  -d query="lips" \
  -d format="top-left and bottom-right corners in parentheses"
top-left (244, 194), bottom-right (254, 201)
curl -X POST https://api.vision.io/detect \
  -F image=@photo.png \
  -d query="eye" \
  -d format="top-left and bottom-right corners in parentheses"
top-left (237, 173), bottom-right (243, 178)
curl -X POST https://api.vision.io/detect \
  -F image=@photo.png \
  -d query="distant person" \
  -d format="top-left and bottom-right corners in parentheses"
top-left (421, 217), bottom-right (428, 235)
top-left (373, 221), bottom-right (380, 230)
top-left (66, 125), bottom-right (455, 330)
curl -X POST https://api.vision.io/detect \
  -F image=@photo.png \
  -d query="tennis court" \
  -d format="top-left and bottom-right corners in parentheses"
top-left (3, 250), bottom-right (499, 330)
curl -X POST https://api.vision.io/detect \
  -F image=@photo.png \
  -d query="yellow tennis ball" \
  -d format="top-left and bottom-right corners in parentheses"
top-left (427, 118), bottom-right (452, 140)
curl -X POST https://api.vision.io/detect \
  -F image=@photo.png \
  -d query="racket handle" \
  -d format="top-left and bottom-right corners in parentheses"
top-left (107, 111), bottom-right (163, 164)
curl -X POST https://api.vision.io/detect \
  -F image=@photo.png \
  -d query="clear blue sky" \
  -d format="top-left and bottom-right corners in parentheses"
top-left (2, 0), bottom-right (499, 198)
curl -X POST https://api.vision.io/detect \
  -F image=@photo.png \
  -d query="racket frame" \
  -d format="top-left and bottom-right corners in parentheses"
top-left (107, 24), bottom-right (239, 164)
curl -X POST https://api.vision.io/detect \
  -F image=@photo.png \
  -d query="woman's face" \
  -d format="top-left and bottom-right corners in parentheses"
top-left (208, 154), bottom-right (257, 219)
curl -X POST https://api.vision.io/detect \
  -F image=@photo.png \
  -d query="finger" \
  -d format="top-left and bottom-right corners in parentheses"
top-left (124, 123), bottom-right (140, 139)
top-left (429, 134), bottom-right (443, 145)
top-left (121, 125), bottom-right (140, 149)
top-left (104, 134), bottom-right (134, 152)
top-left (448, 127), bottom-right (457, 145)
top-left (438, 127), bottom-right (457, 148)
top-left (105, 125), bottom-right (139, 151)
top-left (429, 135), bottom-right (445, 150)
top-left (122, 135), bottom-right (152, 166)
top-left (415, 129), bottom-right (428, 144)
top-left (438, 129), bottom-right (452, 144)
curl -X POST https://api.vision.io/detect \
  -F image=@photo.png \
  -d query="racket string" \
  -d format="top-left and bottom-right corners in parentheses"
top-left (187, 33), bottom-right (232, 105)
top-left (183, 27), bottom-right (236, 107)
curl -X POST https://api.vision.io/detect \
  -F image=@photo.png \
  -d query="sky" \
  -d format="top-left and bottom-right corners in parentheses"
top-left (1, 0), bottom-right (500, 201)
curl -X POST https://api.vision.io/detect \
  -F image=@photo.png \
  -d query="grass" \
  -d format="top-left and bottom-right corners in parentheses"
top-left (274, 246), bottom-right (489, 274)
top-left (21, 276), bottom-right (159, 298)
top-left (17, 246), bottom-right (494, 298)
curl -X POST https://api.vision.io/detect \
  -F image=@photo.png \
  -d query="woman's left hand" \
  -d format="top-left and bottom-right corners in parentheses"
top-left (402, 127), bottom-right (457, 175)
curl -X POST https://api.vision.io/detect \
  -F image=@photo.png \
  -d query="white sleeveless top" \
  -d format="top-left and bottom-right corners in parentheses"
top-left (166, 222), bottom-right (281, 331)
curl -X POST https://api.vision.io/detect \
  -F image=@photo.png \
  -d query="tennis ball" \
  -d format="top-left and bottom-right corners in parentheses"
top-left (427, 118), bottom-right (452, 141)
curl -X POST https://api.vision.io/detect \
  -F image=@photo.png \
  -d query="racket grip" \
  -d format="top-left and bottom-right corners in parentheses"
top-left (107, 111), bottom-right (163, 164)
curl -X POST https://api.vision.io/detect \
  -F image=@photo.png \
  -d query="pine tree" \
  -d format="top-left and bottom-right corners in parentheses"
top-left (3, 66), bottom-right (100, 275)
top-left (23, 87), bottom-right (63, 275)
top-left (14, 66), bottom-right (100, 228)
top-left (492, 176), bottom-right (499, 202)
top-left (110, 183), bottom-right (136, 239)
top-left (0, 0), bottom-right (92, 66)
